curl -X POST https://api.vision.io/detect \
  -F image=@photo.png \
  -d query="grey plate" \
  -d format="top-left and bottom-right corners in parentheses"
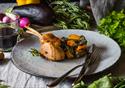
top-left (11, 30), bottom-right (121, 78)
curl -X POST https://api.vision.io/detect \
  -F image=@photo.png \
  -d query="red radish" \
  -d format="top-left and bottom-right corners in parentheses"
top-left (20, 17), bottom-right (30, 28)
top-left (2, 16), bottom-right (11, 23)
top-left (0, 13), bottom-right (5, 21)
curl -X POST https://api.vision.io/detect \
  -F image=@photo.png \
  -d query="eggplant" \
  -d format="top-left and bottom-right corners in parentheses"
top-left (12, 4), bottom-right (55, 26)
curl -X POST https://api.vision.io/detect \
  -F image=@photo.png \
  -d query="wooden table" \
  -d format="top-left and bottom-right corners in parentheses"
top-left (0, 3), bottom-right (125, 88)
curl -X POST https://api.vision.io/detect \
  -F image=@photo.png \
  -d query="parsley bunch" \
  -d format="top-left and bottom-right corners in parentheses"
top-left (98, 10), bottom-right (125, 47)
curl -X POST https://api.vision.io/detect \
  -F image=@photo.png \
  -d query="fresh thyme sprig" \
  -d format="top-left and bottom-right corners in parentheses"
top-left (29, 48), bottom-right (41, 56)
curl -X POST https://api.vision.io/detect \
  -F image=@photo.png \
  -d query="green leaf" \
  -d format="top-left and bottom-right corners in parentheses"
top-left (73, 81), bottom-right (87, 88)
top-left (114, 80), bottom-right (125, 88)
top-left (0, 84), bottom-right (8, 88)
top-left (88, 76), bottom-right (113, 88)
top-left (98, 9), bottom-right (125, 47)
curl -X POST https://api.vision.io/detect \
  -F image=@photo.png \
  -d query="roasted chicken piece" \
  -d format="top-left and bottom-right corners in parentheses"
top-left (26, 27), bottom-right (65, 61)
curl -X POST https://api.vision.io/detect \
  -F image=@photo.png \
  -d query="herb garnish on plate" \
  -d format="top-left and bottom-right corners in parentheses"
top-left (29, 48), bottom-right (41, 56)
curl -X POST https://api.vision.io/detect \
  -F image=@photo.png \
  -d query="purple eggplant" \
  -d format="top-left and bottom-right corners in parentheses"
top-left (12, 4), bottom-right (55, 26)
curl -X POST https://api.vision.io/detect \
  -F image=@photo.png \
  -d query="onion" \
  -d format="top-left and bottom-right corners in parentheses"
top-left (20, 17), bottom-right (30, 28)
top-left (2, 16), bottom-right (11, 23)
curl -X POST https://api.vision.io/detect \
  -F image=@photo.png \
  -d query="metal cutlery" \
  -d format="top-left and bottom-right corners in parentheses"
top-left (47, 64), bottom-right (83, 87)
top-left (47, 44), bottom-right (96, 87)
top-left (72, 45), bottom-right (101, 85)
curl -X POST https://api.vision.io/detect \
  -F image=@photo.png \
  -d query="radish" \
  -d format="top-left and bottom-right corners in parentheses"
top-left (20, 17), bottom-right (30, 28)
top-left (0, 13), bottom-right (5, 21)
top-left (2, 16), bottom-right (11, 23)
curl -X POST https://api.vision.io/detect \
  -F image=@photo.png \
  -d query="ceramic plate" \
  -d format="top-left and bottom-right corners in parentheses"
top-left (11, 30), bottom-right (121, 78)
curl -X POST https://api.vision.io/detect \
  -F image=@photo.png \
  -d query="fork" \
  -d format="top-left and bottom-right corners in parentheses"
top-left (47, 44), bottom-right (95, 87)
top-left (72, 45), bottom-right (101, 85)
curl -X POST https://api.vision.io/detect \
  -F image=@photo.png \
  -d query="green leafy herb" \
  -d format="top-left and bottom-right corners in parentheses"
top-left (98, 10), bottom-right (125, 47)
top-left (0, 80), bottom-right (9, 88)
top-left (114, 80), bottom-right (125, 88)
top-left (50, 1), bottom-right (91, 29)
top-left (73, 81), bottom-right (87, 88)
top-left (73, 75), bottom-right (125, 88)
top-left (88, 76), bottom-right (113, 88)
top-left (29, 48), bottom-right (41, 56)
top-left (0, 82), bottom-right (9, 88)
top-left (0, 84), bottom-right (8, 88)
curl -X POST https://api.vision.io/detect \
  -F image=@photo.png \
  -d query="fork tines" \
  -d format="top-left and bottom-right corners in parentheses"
top-left (72, 45), bottom-right (102, 85)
